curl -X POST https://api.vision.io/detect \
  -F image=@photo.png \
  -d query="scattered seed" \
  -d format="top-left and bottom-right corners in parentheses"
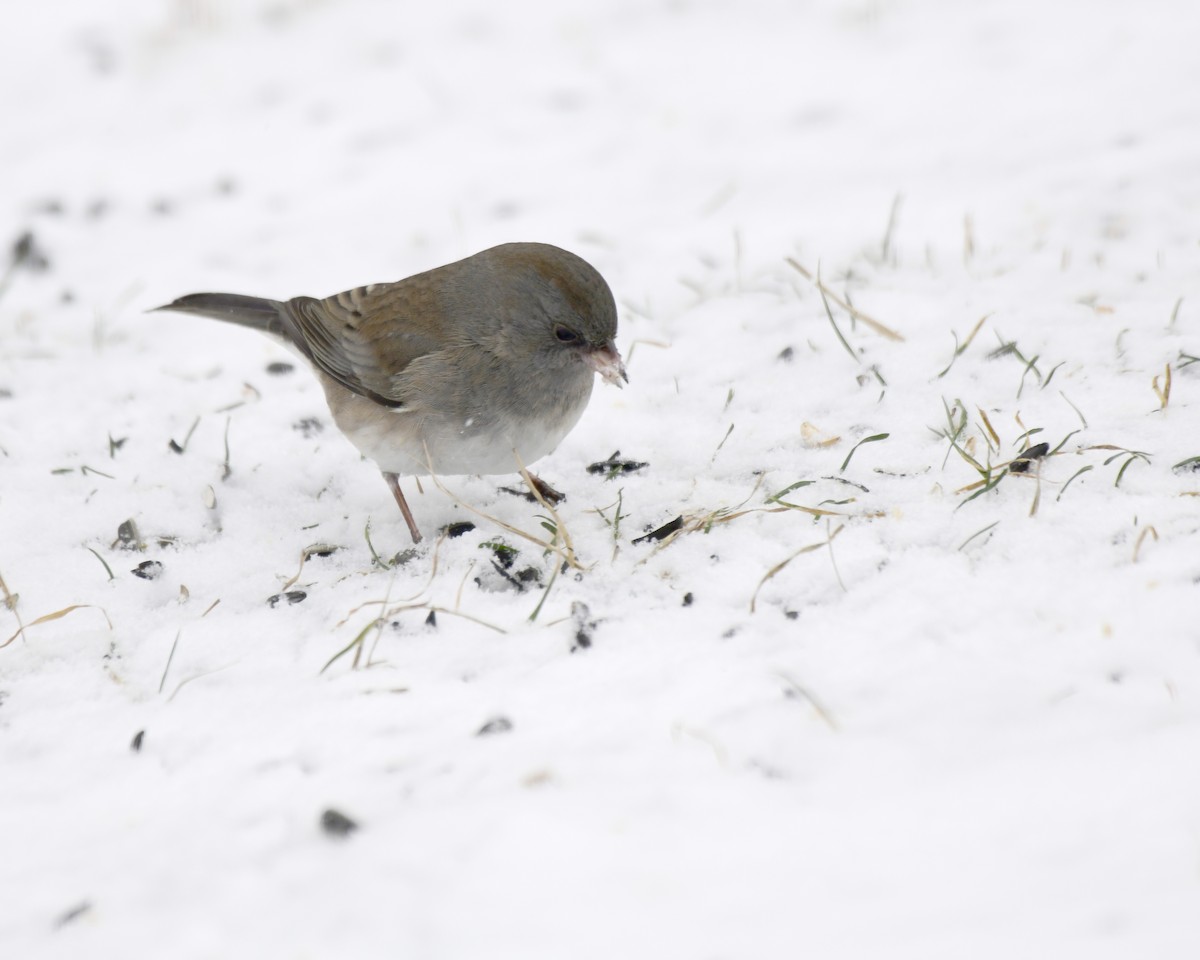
top-left (11, 230), bottom-right (50, 271)
top-left (586, 450), bottom-right (649, 478)
top-left (53, 901), bottom-right (92, 929)
top-left (168, 416), bottom-right (199, 454)
top-left (1009, 442), bottom-right (1050, 474)
top-left (267, 590), bottom-right (306, 607)
top-left (320, 808), bottom-right (359, 838)
top-left (571, 600), bottom-right (597, 652)
top-left (633, 515), bottom-right (683, 544)
top-left (130, 730), bottom-right (145, 752)
top-left (131, 561), bottom-right (163, 580)
top-left (477, 716), bottom-right (514, 736)
top-left (293, 417), bottom-right (323, 437)
top-left (682, 592), bottom-right (694, 607)
top-left (480, 540), bottom-right (518, 570)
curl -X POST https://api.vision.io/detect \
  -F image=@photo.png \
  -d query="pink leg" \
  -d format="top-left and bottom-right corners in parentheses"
top-left (383, 471), bottom-right (423, 543)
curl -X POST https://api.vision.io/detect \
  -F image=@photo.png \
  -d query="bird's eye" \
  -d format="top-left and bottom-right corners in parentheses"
top-left (554, 325), bottom-right (580, 343)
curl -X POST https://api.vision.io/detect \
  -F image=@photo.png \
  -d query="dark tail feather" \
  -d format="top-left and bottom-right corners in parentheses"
top-left (153, 292), bottom-right (287, 336)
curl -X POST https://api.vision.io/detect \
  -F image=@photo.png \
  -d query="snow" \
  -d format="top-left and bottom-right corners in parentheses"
top-left (2, 0), bottom-right (1200, 956)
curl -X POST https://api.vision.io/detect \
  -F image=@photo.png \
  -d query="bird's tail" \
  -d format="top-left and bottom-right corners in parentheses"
top-left (153, 292), bottom-right (288, 337)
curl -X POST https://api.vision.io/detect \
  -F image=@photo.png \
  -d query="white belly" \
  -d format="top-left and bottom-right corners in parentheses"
top-left (323, 377), bottom-right (592, 478)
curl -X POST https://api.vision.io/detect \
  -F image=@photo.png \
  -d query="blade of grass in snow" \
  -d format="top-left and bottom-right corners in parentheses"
top-left (1057, 465), bottom-right (1094, 500)
top-left (786, 258), bottom-right (904, 341)
top-left (937, 314), bottom-right (990, 378)
top-left (840, 433), bottom-right (889, 472)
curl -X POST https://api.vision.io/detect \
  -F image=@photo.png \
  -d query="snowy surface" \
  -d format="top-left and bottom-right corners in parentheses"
top-left (3, 0), bottom-right (1200, 956)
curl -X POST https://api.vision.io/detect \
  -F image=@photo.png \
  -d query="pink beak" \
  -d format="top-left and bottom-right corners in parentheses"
top-left (585, 342), bottom-right (628, 388)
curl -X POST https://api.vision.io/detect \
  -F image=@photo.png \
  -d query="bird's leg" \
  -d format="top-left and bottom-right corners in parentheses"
top-left (382, 471), bottom-right (423, 543)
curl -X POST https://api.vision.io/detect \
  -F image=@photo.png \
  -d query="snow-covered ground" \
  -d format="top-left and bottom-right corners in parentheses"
top-left (3, 0), bottom-right (1199, 956)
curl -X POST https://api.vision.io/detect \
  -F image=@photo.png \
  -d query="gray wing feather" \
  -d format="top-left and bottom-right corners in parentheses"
top-left (282, 286), bottom-right (443, 409)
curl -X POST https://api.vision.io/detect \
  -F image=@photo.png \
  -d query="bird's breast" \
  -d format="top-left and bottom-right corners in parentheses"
top-left (321, 368), bottom-right (595, 478)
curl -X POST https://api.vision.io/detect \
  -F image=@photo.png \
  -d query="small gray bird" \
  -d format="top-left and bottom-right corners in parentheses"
top-left (155, 242), bottom-right (626, 543)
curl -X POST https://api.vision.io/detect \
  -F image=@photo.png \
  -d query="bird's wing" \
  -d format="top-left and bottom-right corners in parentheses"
top-left (282, 284), bottom-right (446, 408)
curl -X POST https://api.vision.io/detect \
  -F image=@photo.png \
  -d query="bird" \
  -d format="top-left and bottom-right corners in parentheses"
top-left (154, 242), bottom-right (626, 543)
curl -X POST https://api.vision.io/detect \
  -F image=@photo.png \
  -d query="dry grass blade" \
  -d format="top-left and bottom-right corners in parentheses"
top-left (279, 543), bottom-right (340, 591)
top-left (1047, 429), bottom-right (1082, 457)
top-left (624, 337), bottom-right (670, 365)
top-left (4, 603), bottom-right (113, 647)
top-left (337, 537), bottom-right (447, 628)
top-left (159, 630), bottom-right (182, 694)
top-left (816, 270), bottom-right (860, 363)
top-left (1152, 363), bottom-right (1171, 409)
top-left (1059, 391), bottom-right (1088, 428)
top-left (323, 616), bottom-right (385, 673)
top-left (786, 258), bottom-right (905, 341)
top-left (427, 470), bottom-right (583, 570)
top-left (955, 462), bottom-right (1006, 506)
top-left (750, 524), bottom-right (844, 613)
top-left (1040, 361), bottom-right (1066, 390)
top-left (1169, 297), bottom-right (1183, 328)
top-left (322, 603), bottom-right (505, 674)
top-left (221, 416), bottom-right (233, 480)
top-left (711, 423), bottom-right (736, 461)
top-left (777, 670), bottom-right (839, 730)
top-left (825, 519), bottom-right (847, 592)
top-left (517, 460), bottom-right (580, 566)
top-left (167, 664), bottom-right (235, 702)
top-left (937, 314), bottom-right (990, 378)
top-left (976, 407), bottom-right (1000, 449)
top-left (1087, 445), bottom-right (1152, 487)
top-left (1028, 460), bottom-right (1043, 517)
top-left (766, 480), bottom-right (816, 503)
top-left (528, 558), bottom-right (561, 622)
top-left (1056, 465), bottom-right (1093, 500)
top-left (1132, 526), bottom-right (1158, 563)
top-left (0, 571), bottom-right (25, 642)
top-left (764, 502), bottom-right (848, 519)
top-left (635, 476), bottom-right (773, 557)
